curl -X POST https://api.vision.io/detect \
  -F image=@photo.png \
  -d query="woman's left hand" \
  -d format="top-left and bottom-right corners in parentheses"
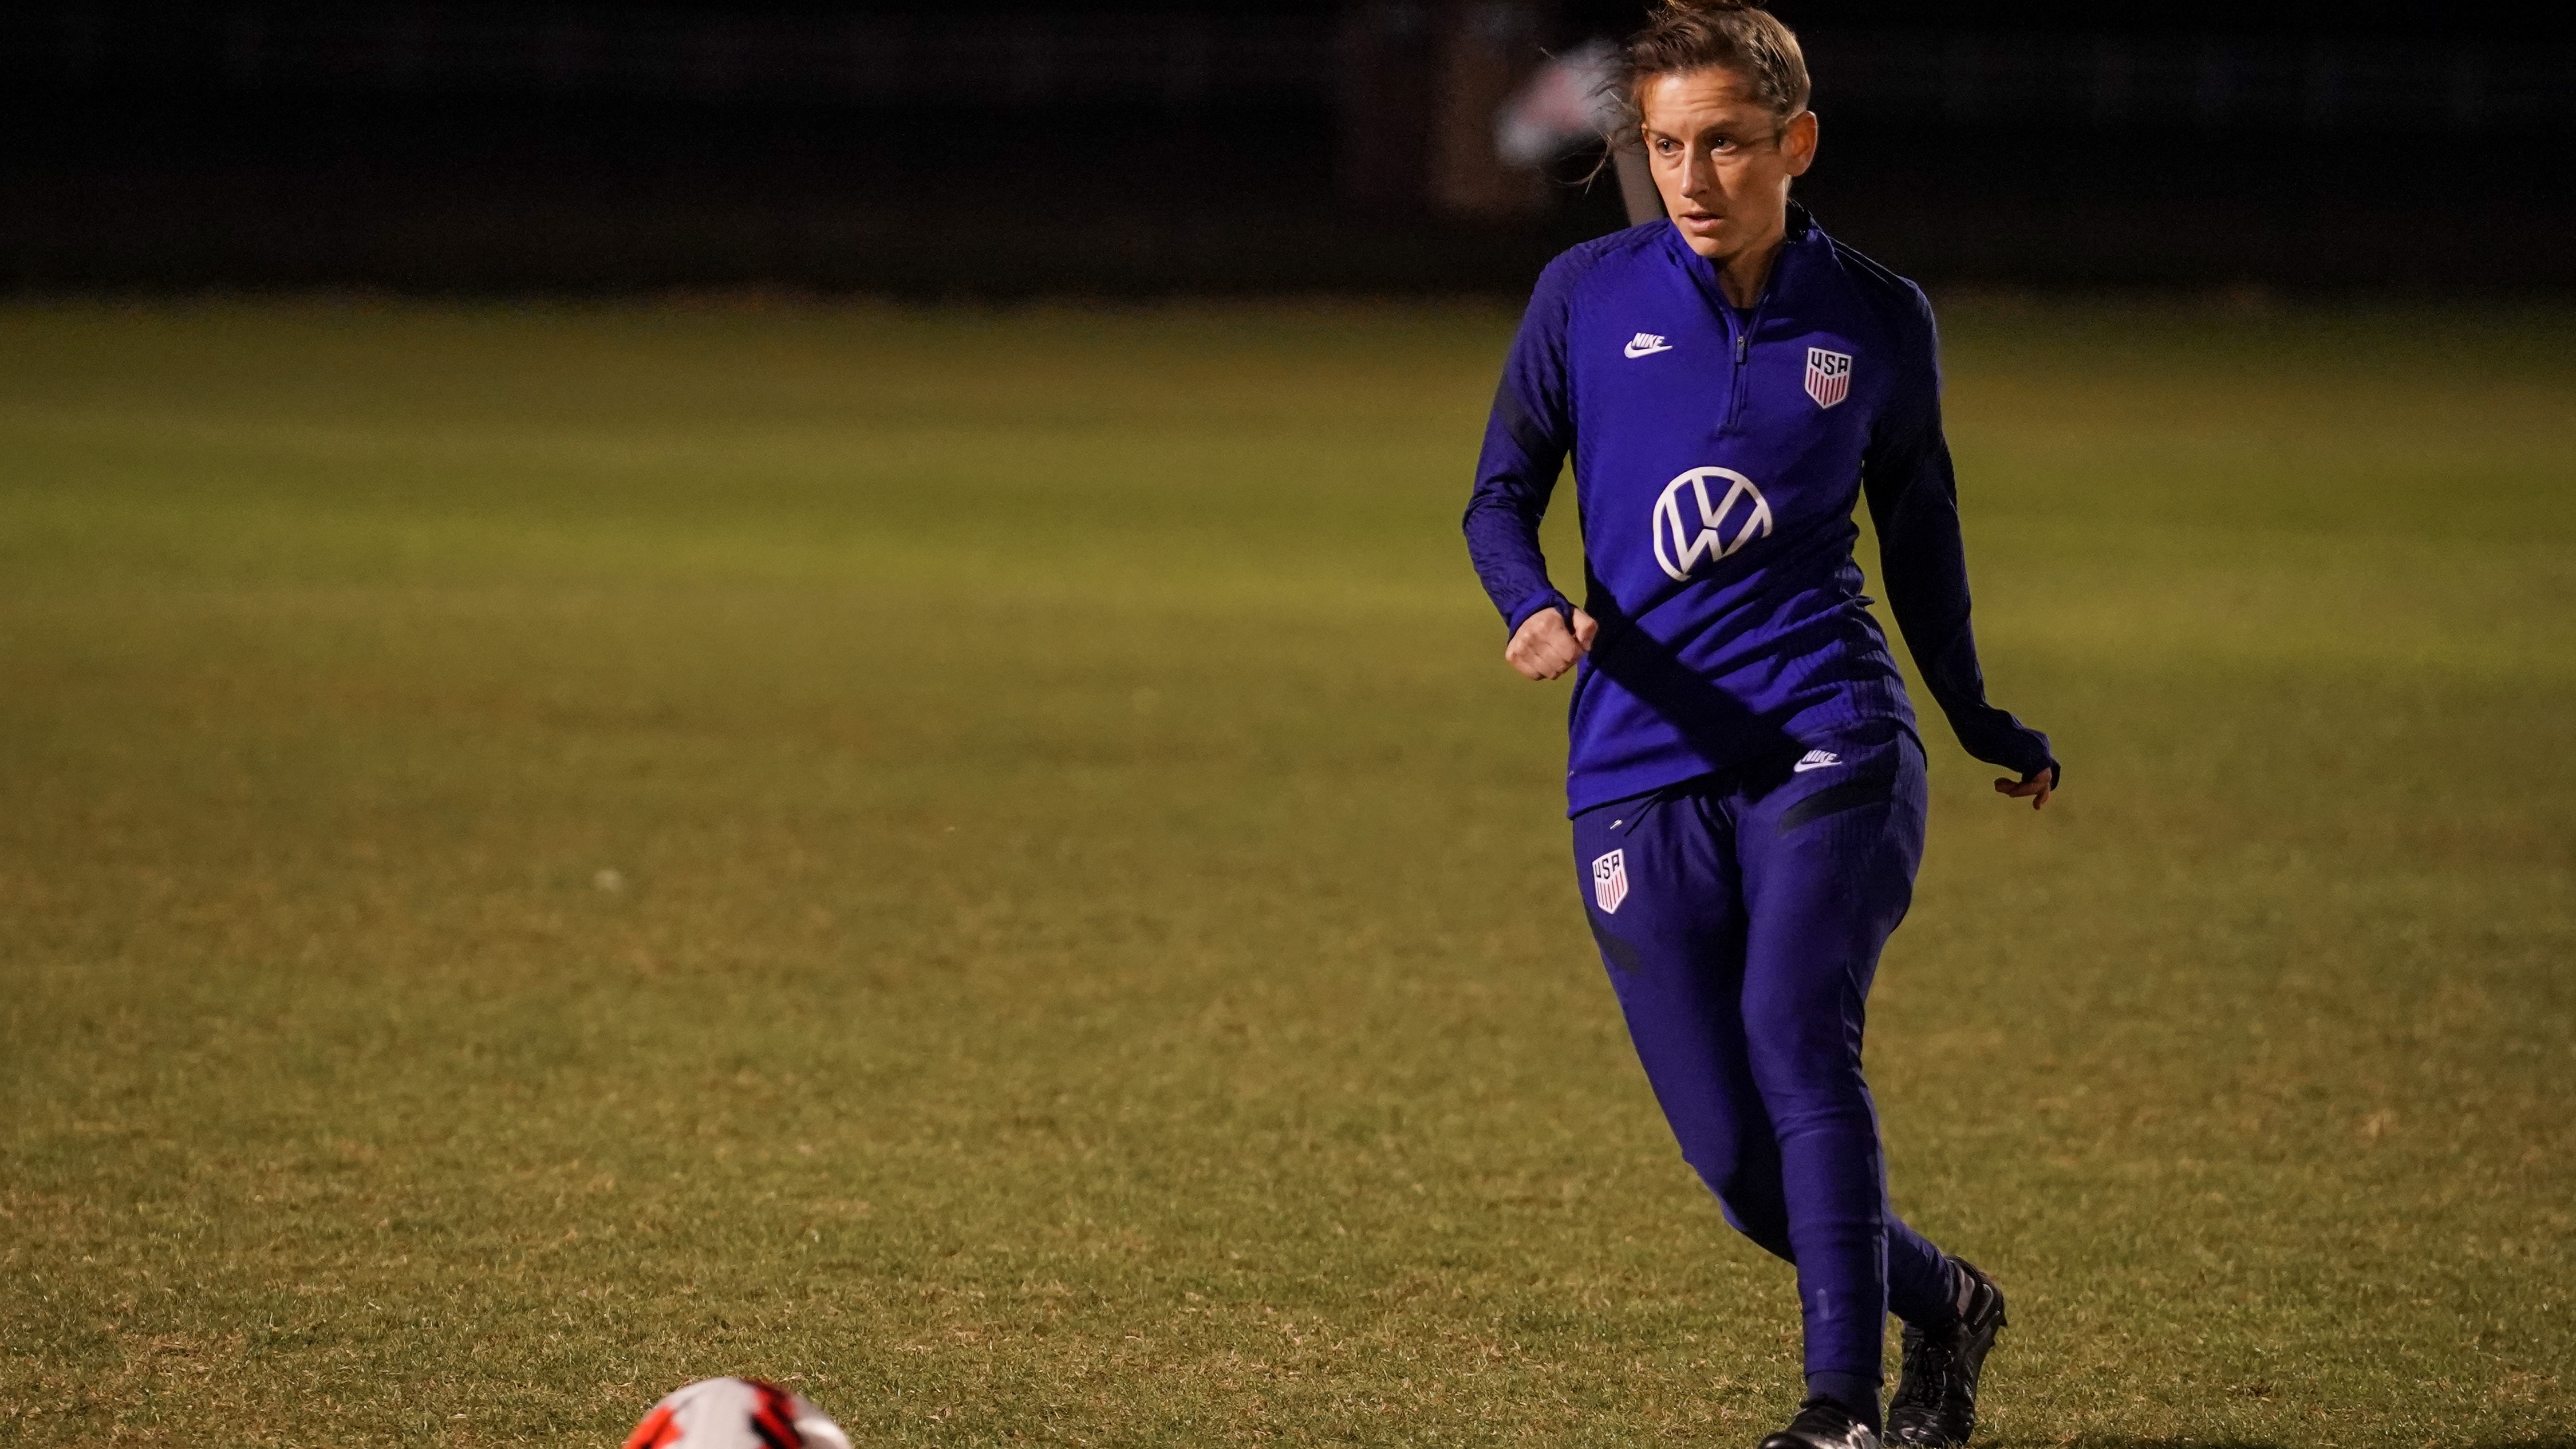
top-left (1993, 767), bottom-right (2055, 811)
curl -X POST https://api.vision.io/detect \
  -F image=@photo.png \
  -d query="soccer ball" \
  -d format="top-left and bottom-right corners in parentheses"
top-left (624, 1377), bottom-right (853, 1449)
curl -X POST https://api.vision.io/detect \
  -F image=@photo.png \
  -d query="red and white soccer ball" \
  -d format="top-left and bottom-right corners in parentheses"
top-left (625, 1377), bottom-right (853, 1449)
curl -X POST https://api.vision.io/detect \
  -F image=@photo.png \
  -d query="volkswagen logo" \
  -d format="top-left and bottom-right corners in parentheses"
top-left (1650, 466), bottom-right (1772, 581)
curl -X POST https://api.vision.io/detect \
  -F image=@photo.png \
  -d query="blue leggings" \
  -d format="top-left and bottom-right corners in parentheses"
top-left (1572, 721), bottom-right (1957, 1388)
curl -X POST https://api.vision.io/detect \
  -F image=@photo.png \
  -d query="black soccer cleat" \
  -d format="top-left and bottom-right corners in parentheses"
top-left (1886, 1259), bottom-right (2009, 1448)
top-left (1757, 1396), bottom-right (1881, 1449)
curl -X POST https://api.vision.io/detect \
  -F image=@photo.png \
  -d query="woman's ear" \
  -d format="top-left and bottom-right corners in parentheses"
top-left (1783, 110), bottom-right (1819, 177)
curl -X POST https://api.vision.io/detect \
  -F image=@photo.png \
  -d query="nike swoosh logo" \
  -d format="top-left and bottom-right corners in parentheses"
top-left (1624, 341), bottom-right (1672, 358)
top-left (1792, 759), bottom-right (1838, 773)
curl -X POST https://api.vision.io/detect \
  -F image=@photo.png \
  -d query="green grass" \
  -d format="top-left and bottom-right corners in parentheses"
top-left (2, 295), bottom-right (2570, 1447)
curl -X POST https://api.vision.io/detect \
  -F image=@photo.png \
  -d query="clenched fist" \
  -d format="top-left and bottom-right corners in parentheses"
top-left (1506, 606), bottom-right (1597, 681)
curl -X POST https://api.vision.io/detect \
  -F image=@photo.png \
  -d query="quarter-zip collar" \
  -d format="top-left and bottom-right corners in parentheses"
top-left (1659, 202), bottom-right (1816, 319)
top-left (1661, 204), bottom-right (1816, 435)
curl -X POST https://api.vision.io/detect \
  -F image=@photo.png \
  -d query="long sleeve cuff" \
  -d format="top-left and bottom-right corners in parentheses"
top-left (1503, 588), bottom-right (1572, 638)
top-left (1941, 701), bottom-right (2057, 784)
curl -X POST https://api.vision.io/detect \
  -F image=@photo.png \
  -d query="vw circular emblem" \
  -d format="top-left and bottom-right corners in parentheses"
top-left (1651, 467), bottom-right (1773, 581)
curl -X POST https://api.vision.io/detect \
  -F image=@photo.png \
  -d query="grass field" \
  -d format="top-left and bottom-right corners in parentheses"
top-left (2, 295), bottom-right (2571, 1447)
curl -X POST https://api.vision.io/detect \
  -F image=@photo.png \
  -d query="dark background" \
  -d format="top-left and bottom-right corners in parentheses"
top-left (5, 1), bottom-right (2571, 295)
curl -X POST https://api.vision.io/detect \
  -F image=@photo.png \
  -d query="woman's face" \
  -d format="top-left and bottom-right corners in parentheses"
top-left (1639, 68), bottom-right (1817, 264)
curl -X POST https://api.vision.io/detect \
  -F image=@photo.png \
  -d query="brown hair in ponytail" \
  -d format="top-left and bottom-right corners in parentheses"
top-left (1615, 0), bottom-right (1812, 141)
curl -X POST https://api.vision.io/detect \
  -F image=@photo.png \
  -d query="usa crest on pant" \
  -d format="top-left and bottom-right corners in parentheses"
top-left (1591, 848), bottom-right (1630, 914)
top-left (1805, 347), bottom-right (1852, 409)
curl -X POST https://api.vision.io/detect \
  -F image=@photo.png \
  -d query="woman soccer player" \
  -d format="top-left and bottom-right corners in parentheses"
top-left (1461, 4), bottom-right (2058, 1447)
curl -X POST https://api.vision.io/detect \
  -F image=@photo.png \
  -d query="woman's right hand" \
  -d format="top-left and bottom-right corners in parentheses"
top-left (1506, 607), bottom-right (1597, 681)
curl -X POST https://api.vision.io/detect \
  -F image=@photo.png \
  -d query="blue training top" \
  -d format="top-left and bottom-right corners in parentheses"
top-left (1463, 207), bottom-right (2056, 815)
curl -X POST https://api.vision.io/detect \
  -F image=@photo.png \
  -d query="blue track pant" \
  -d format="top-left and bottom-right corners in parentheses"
top-left (1572, 721), bottom-right (1958, 1388)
